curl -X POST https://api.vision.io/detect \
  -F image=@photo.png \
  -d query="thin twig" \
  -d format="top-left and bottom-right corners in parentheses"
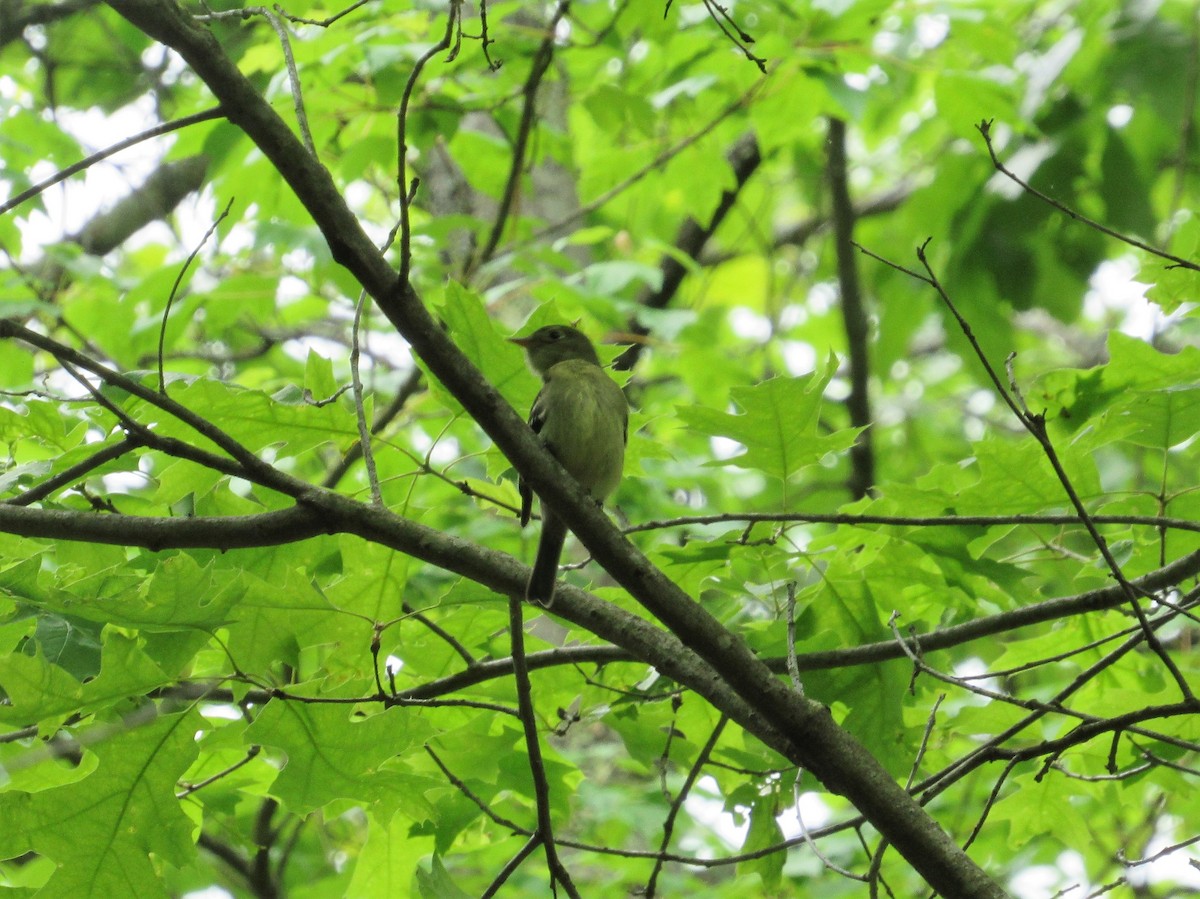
top-left (177, 746), bottom-right (262, 798)
top-left (481, 836), bottom-right (543, 898)
top-left (350, 287), bottom-right (383, 504)
top-left (196, 8), bottom-right (314, 152)
top-left (471, 0), bottom-right (572, 272)
top-left (425, 744), bottom-right (534, 834)
top-left (795, 768), bottom-right (868, 883)
top-left (697, 0), bottom-right (766, 72)
top-left (906, 694), bottom-right (944, 791)
top-left (1121, 832), bottom-right (1200, 868)
top-left (2, 320), bottom-right (283, 486)
top-left (962, 757), bottom-right (1021, 852)
top-left (159, 198), bottom-right (234, 394)
top-left (259, 681), bottom-right (520, 717)
top-left (507, 594), bottom-right (580, 897)
top-left (474, 0), bottom-right (501, 71)
top-left (397, 2), bottom-right (461, 289)
top-left (401, 601), bottom-right (477, 666)
top-left (785, 582), bottom-right (803, 694)
top-left (871, 239), bottom-right (1196, 702)
top-left (976, 119), bottom-right (1199, 272)
top-left (0, 107), bottom-right (225, 217)
top-left (273, 0), bottom-right (372, 28)
top-left (625, 509), bottom-right (1200, 535)
top-left (5, 435), bottom-right (142, 506)
top-left (508, 82), bottom-right (765, 255)
top-left (425, 746), bottom-right (847, 871)
top-left (645, 714), bottom-right (728, 897)
top-left (866, 835), bottom-right (892, 899)
top-left (322, 366), bottom-right (423, 489)
top-left (911, 592), bottom-right (1200, 805)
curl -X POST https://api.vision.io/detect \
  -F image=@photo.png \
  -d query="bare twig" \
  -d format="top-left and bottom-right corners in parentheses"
top-left (696, 0), bottom-right (766, 72)
top-left (470, 0), bottom-right (572, 273)
top-left (425, 744), bottom-right (534, 834)
top-left (401, 601), bottom-right (477, 666)
top-left (827, 117), bottom-right (874, 499)
top-left (159, 198), bottom-right (234, 394)
top-left (0, 107), bottom-right (224, 217)
top-left (512, 84), bottom-right (764, 256)
top-left (906, 694), bottom-right (944, 791)
top-left (177, 746), bottom-right (262, 798)
top-left (481, 836), bottom-right (542, 898)
top-left (474, 0), bottom-right (501, 71)
top-left (350, 287), bottom-right (384, 504)
top-left (273, 0), bottom-right (372, 28)
top-left (785, 581), bottom-right (804, 694)
top-left (4, 435), bottom-right (142, 506)
top-left (3, 320), bottom-right (286, 488)
top-left (626, 509), bottom-right (1200, 535)
top-left (976, 120), bottom-right (1199, 272)
top-left (196, 8), bottom-right (314, 153)
top-left (645, 714), bottom-right (728, 897)
top-left (507, 595), bottom-right (580, 897)
top-left (912, 591), bottom-right (1200, 805)
top-left (921, 243), bottom-right (1191, 700)
top-left (962, 757), bottom-right (1021, 852)
top-left (322, 366), bottom-right (424, 489)
top-left (397, 2), bottom-right (461, 289)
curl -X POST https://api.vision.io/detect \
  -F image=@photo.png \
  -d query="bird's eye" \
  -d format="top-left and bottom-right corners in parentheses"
top-left (547, 328), bottom-right (563, 340)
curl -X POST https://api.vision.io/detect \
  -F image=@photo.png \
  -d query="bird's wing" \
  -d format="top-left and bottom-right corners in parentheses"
top-left (519, 384), bottom-right (551, 526)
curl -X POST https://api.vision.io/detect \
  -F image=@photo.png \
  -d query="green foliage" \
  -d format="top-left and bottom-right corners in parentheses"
top-left (0, 712), bottom-right (200, 897)
top-left (678, 361), bottom-right (864, 500)
top-left (1, 1), bottom-right (1199, 898)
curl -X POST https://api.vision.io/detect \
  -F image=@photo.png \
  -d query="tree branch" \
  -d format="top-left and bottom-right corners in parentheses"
top-left (470, 1), bottom-right (572, 273)
top-left (827, 117), bottom-right (874, 499)
top-left (507, 595), bottom-right (579, 896)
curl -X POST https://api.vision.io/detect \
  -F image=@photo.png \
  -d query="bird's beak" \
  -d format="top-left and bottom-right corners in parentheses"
top-left (509, 335), bottom-right (534, 348)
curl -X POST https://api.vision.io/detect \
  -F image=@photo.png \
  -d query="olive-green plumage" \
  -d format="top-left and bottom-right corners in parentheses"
top-left (510, 325), bottom-right (628, 605)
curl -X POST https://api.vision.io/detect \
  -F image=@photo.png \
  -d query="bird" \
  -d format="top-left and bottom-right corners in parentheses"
top-left (509, 324), bottom-right (628, 606)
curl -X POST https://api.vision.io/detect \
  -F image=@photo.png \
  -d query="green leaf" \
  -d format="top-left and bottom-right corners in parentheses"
top-left (0, 645), bottom-right (83, 726)
top-left (1103, 331), bottom-right (1200, 392)
top-left (222, 563), bottom-right (349, 671)
top-left (245, 701), bottom-right (432, 815)
top-left (0, 711), bottom-right (200, 897)
top-left (1101, 386), bottom-right (1200, 450)
top-left (415, 854), bottom-right (473, 899)
top-left (954, 436), bottom-right (1101, 514)
top-left (677, 363), bottom-right (862, 494)
top-left (1099, 131), bottom-right (1156, 238)
top-left (433, 282), bottom-right (532, 410)
top-left (304, 348), bottom-right (339, 403)
top-left (739, 790), bottom-right (785, 889)
top-left (125, 378), bottom-right (360, 459)
top-left (996, 773), bottom-right (1090, 850)
top-left (0, 628), bottom-right (193, 726)
top-left (349, 812), bottom-right (434, 899)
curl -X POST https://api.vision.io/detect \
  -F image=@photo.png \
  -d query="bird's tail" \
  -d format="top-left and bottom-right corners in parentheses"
top-left (526, 510), bottom-right (568, 606)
